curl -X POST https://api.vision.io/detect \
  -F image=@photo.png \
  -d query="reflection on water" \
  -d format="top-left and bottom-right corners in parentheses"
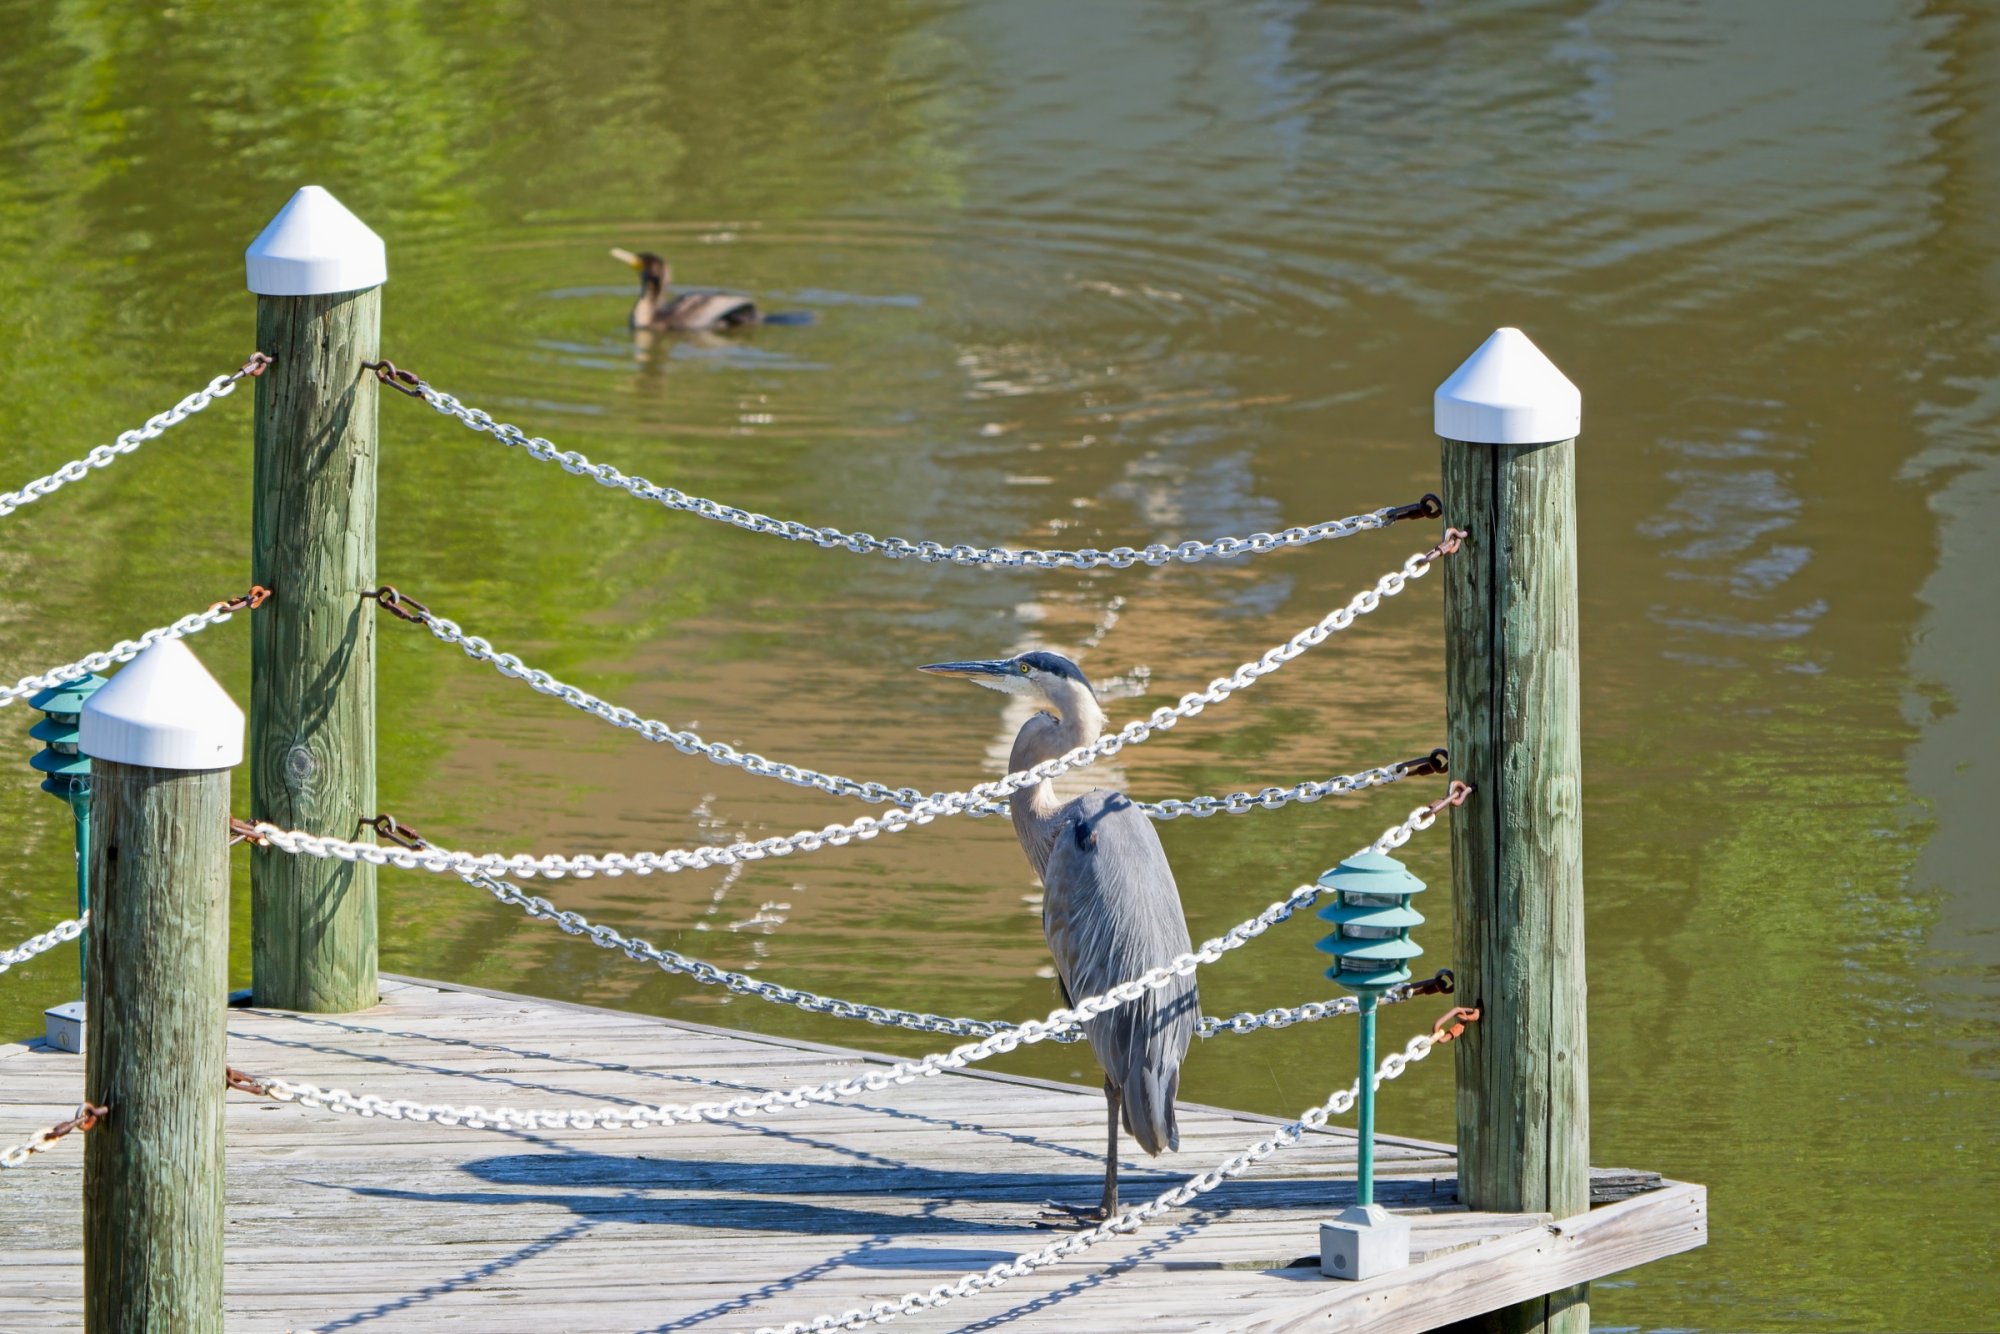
top-left (2, 2), bottom-right (1995, 1329)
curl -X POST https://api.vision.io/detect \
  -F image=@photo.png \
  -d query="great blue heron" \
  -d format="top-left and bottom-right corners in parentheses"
top-left (922, 650), bottom-right (1200, 1225)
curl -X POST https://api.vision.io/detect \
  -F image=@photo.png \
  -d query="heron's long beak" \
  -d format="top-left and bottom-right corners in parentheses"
top-left (610, 247), bottom-right (644, 270)
top-left (918, 660), bottom-right (1013, 681)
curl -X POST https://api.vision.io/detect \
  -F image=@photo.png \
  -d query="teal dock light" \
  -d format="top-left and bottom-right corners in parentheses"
top-left (1314, 850), bottom-right (1424, 1279)
top-left (29, 674), bottom-right (106, 1016)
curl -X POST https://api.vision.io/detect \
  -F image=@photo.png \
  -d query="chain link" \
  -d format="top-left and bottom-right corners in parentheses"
top-left (393, 591), bottom-right (1430, 820)
top-left (400, 375), bottom-right (1419, 568)
top-left (0, 915), bottom-right (87, 977)
top-left (227, 800), bottom-right (1450, 1130)
top-left (0, 354), bottom-right (268, 520)
top-left (255, 548), bottom-right (1446, 880)
top-left (0, 1102), bottom-right (108, 1170)
top-left (761, 1027), bottom-right (1451, 1334)
top-left (1, 594), bottom-right (262, 709)
top-left (455, 863), bottom-right (1446, 1041)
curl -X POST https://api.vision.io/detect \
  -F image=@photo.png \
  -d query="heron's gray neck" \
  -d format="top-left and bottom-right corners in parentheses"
top-left (1008, 707), bottom-right (1101, 879)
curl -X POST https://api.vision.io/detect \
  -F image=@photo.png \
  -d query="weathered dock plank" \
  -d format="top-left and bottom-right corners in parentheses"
top-left (0, 977), bottom-right (1702, 1331)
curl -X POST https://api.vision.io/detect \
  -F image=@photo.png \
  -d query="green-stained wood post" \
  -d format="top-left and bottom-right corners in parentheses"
top-left (1437, 328), bottom-right (1589, 1334)
top-left (245, 185), bottom-right (386, 1012)
top-left (79, 639), bottom-right (245, 1333)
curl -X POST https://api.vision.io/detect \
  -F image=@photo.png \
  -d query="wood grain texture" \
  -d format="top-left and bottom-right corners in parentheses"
top-left (3, 976), bottom-right (1693, 1332)
top-left (1442, 436), bottom-right (1590, 1334)
top-left (250, 287), bottom-right (380, 1013)
top-left (1243, 1184), bottom-right (1705, 1334)
top-left (82, 760), bottom-right (231, 1333)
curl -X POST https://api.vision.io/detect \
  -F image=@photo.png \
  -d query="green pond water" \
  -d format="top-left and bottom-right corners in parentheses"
top-left (1, 2), bottom-right (1995, 1330)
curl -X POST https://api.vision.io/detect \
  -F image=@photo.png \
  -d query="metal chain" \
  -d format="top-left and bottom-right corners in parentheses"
top-left (452, 860), bottom-right (1450, 1042)
top-left (224, 799), bottom-right (1454, 1131)
top-left (763, 1017), bottom-right (1469, 1334)
top-left (0, 1102), bottom-right (108, 1170)
top-left (254, 548), bottom-right (1448, 879)
top-left (376, 585), bottom-right (1439, 820)
top-left (0, 354), bottom-right (270, 520)
top-left (387, 368), bottom-right (1439, 568)
top-left (0, 915), bottom-right (87, 977)
top-left (0, 588), bottom-right (268, 709)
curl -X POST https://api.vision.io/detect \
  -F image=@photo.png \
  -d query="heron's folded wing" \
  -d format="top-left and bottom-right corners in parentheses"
top-left (1043, 792), bottom-right (1200, 1151)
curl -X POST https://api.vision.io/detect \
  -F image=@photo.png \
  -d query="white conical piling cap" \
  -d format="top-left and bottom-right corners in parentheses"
top-left (244, 185), bottom-right (387, 296)
top-left (80, 639), bottom-right (244, 771)
top-left (1434, 327), bottom-right (1581, 444)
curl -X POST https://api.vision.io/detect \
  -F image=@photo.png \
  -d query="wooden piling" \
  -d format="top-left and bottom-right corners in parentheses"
top-left (245, 186), bottom-right (386, 1013)
top-left (78, 639), bottom-right (243, 1334)
top-left (1437, 329), bottom-right (1589, 1334)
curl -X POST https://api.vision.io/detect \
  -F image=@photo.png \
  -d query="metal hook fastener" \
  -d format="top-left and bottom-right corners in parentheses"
top-left (360, 359), bottom-right (425, 398)
top-left (1430, 1005), bottom-right (1481, 1045)
top-left (208, 584), bottom-right (273, 615)
top-left (50, 1102), bottom-right (110, 1138)
top-left (1384, 493), bottom-right (1445, 523)
top-left (364, 585), bottom-right (432, 624)
top-left (1420, 526), bottom-right (1469, 564)
top-left (1397, 748), bottom-right (1451, 778)
top-left (235, 352), bottom-right (274, 379)
top-left (227, 817), bottom-right (269, 848)
top-left (1422, 779), bottom-right (1475, 817)
top-left (1410, 967), bottom-right (1456, 997)
top-left (364, 813), bottom-right (426, 850)
top-left (225, 1067), bottom-right (272, 1097)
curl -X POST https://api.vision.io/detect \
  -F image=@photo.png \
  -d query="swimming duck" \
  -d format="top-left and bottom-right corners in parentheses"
top-left (611, 247), bottom-right (803, 333)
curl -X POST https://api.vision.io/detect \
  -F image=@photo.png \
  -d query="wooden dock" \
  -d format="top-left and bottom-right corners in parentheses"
top-left (1, 977), bottom-right (1703, 1331)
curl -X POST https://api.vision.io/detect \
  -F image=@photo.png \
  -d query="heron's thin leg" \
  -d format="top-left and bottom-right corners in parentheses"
top-left (1102, 1077), bottom-right (1122, 1220)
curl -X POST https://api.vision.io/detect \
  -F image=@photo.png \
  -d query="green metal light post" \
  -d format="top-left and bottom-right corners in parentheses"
top-left (1315, 850), bottom-right (1426, 1279)
top-left (29, 673), bottom-right (108, 1052)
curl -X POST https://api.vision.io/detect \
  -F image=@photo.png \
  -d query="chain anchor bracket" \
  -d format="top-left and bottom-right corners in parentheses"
top-left (365, 813), bottom-right (425, 850)
top-left (360, 359), bottom-right (425, 397)
top-left (1383, 493), bottom-right (1444, 523)
top-left (364, 585), bottom-right (431, 624)
top-left (207, 584), bottom-right (272, 615)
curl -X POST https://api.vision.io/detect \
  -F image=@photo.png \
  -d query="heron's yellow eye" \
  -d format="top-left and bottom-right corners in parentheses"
top-left (1017, 661), bottom-right (1031, 674)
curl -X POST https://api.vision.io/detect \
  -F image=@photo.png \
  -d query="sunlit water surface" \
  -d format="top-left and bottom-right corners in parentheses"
top-left (2, 3), bottom-right (1995, 1330)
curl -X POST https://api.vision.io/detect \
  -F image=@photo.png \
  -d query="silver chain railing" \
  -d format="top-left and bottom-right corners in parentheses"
top-left (366, 361), bottom-right (1442, 568)
top-left (224, 791), bottom-right (1466, 1130)
top-left (249, 546), bottom-right (1455, 880)
top-left (762, 1014), bottom-right (1474, 1334)
top-left (0, 354), bottom-right (270, 520)
top-left (0, 586), bottom-right (268, 710)
top-left (0, 915), bottom-right (88, 978)
top-left (0, 1103), bottom-right (108, 1170)
top-left (441, 853), bottom-right (1451, 1042)
top-left (368, 585), bottom-right (1443, 820)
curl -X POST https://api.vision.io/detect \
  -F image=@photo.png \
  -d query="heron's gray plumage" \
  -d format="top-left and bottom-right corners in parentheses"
top-left (1041, 790), bottom-right (1198, 1155)
top-left (923, 648), bottom-right (1200, 1221)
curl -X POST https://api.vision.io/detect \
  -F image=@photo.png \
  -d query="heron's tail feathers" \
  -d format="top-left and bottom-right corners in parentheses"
top-left (1120, 1063), bottom-right (1181, 1156)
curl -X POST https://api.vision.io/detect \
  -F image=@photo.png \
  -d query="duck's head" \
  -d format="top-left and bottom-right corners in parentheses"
top-left (610, 247), bottom-right (670, 292)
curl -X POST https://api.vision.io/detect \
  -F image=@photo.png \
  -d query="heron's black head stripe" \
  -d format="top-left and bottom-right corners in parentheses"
top-left (1016, 651), bottom-right (1089, 684)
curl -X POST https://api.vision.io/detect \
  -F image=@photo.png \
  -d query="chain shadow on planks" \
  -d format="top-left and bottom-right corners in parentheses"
top-left (227, 1007), bottom-right (1106, 1169)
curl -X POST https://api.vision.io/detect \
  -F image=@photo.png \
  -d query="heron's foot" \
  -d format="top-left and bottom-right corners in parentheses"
top-left (1035, 1199), bottom-right (1110, 1230)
